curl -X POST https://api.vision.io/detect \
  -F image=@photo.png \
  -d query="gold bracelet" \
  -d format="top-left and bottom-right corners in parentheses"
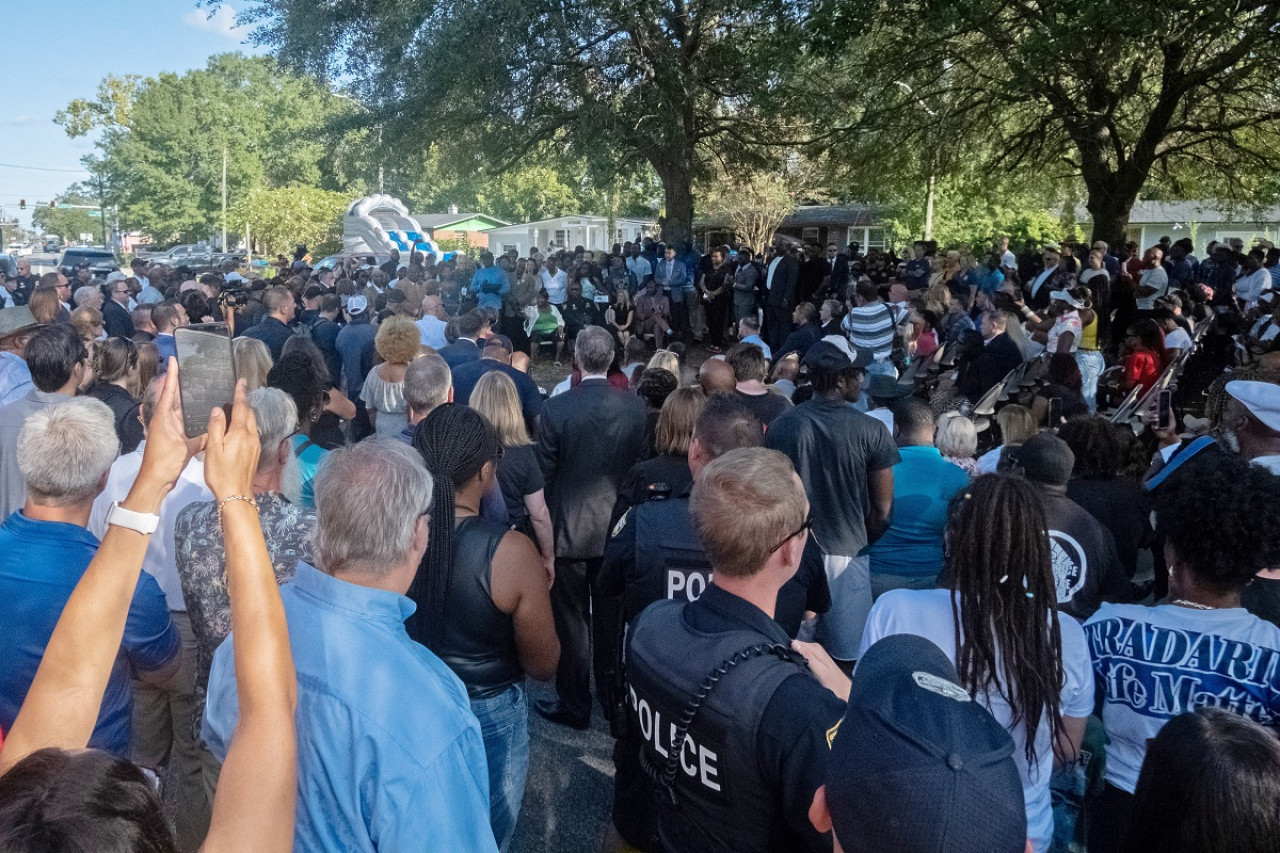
top-left (216, 494), bottom-right (259, 526)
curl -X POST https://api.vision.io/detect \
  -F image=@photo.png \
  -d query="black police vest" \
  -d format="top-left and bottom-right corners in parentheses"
top-left (627, 496), bottom-right (713, 621)
top-left (625, 600), bottom-right (808, 853)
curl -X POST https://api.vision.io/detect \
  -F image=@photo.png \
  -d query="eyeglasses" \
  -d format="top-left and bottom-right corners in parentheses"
top-left (768, 510), bottom-right (813, 554)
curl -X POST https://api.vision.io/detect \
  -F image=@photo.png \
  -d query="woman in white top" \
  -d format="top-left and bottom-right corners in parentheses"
top-left (1083, 450), bottom-right (1280, 853)
top-left (860, 474), bottom-right (1094, 853)
top-left (361, 315), bottom-right (418, 437)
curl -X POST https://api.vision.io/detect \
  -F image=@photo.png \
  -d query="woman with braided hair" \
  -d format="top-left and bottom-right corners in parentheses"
top-left (859, 474), bottom-right (1094, 853)
top-left (410, 404), bottom-right (559, 852)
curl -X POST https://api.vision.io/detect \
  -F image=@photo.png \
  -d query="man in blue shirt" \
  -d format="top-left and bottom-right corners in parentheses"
top-left (972, 253), bottom-right (1005, 302)
top-left (865, 399), bottom-right (970, 598)
top-left (470, 251), bottom-right (511, 312)
top-left (0, 397), bottom-right (179, 756)
top-left (336, 295), bottom-right (379, 440)
top-left (203, 440), bottom-right (497, 852)
top-left (904, 241), bottom-right (932, 290)
top-left (450, 335), bottom-right (543, 429)
top-left (0, 306), bottom-right (37, 407)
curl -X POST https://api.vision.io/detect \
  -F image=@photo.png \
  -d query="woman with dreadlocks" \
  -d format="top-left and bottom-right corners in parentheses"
top-left (410, 404), bottom-right (559, 852)
top-left (858, 474), bottom-right (1094, 853)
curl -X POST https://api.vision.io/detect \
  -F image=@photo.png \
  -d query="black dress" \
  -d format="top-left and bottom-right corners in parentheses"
top-left (86, 383), bottom-right (144, 455)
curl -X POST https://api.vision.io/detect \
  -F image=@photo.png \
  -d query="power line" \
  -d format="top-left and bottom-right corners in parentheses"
top-left (0, 162), bottom-right (89, 174)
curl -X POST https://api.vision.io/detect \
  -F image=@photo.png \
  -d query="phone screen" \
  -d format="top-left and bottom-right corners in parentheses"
top-left (174, 323), bottom-right (235, 438)
top-left (1158, 389), bottom-right (1174, 431)
top-left (1048, 397), bottom-right (1062, 432)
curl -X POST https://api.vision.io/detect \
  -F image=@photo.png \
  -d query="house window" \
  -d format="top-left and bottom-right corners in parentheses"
top-left (553, 229), bottom-right (567, 248)
top-left (501, 243), bottom-right (518, 255)
top-left (801, 227), bottom-right (820, 244)
top-left (865, 228), bottom-right (887, 251)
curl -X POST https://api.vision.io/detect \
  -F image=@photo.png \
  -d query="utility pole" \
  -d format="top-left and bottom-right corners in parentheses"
top-left (97, 175), bottom-right (108, 248)
top-left (221, 146), bottom-right (228, 252)
top-left (377, 124), bottom-right (385, 194)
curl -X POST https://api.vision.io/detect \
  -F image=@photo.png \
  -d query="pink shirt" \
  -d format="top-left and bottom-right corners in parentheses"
top-left (1048, 310), bottom-right (1082, 354)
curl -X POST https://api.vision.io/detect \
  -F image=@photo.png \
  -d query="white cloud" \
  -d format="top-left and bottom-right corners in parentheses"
top-left (182, 4), bottom-right (249, 40)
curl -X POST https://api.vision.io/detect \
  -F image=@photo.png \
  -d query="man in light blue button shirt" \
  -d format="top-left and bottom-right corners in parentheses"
top-left (203, 439), bottom-right (497, 852)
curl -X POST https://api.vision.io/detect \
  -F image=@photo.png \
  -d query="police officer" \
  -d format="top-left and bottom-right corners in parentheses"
top-left (623, 448), bottom-right (846, 853)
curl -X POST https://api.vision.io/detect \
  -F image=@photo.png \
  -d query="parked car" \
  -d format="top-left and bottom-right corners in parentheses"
top-left (57, 247), bottom-right (120, 278)
top-left (0, 254), bottom-right (17, 280)
top-left (138, 243), bottom-right (244, 274)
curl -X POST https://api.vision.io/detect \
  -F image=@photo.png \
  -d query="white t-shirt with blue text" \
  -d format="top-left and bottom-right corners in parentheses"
top-left (1084, 602), bottom-right (1280, 793)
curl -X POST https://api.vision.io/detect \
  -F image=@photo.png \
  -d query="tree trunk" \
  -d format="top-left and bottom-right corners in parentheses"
top-left (1085, 184), bottom-right (1139, 249)
top-left (653, 156), bottom-right (695, 247)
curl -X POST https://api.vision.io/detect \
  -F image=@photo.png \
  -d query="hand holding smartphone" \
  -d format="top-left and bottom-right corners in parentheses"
top-left (174, 323), bottom-right (236, 438)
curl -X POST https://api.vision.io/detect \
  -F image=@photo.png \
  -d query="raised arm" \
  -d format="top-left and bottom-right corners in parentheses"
top-left (201, 381), bottom-right (298, 853)
top-left (0, 360), bottom-right (201, 775)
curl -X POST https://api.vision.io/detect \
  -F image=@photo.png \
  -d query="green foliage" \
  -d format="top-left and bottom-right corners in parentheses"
top-left (232, 185), bottom-right (352, 258)
top-left (31, 186), bottom-right (103, 243)
top-left (238, 0), bottom-right (817, 241)
top-left (61, 54), bottom-right (367, 244)
top-left (812, 0), bottom-right (1280, 241)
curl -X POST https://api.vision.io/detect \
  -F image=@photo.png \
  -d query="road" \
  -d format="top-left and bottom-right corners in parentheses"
top-left (25, 253), bottom-right (58, 275)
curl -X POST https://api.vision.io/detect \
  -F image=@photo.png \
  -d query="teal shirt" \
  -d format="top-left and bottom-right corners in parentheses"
top-left (866, 445), bottom-right (970, 578)
top-left (292, 434), bottom-right (330, 509)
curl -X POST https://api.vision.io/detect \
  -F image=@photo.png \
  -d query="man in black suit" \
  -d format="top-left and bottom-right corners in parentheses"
top-left (535, 325), bottom-right (648, 729)
top-left (823, 242), bottom-right (851, 298)
top-left (102, 273), bottom-right (136, 339)
top-left (763, 238), bottom-right (800, 350)
top-left (438, 309), bottom-right (489, 369)
top-left (242, 286), bottom-right (296, 361)
top-left (960, 311), bottom-right (1024, 403)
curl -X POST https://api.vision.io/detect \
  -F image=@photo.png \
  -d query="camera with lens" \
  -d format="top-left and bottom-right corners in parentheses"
top-left (217, 281), bottom-right (250, 308)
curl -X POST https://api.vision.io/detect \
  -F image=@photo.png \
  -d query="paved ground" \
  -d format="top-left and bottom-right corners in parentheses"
top-left (513, 680), bottom-right (617, 853)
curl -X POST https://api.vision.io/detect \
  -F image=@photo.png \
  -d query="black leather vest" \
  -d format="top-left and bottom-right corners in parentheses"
top-left (431, 516), bottom-right (523, 699)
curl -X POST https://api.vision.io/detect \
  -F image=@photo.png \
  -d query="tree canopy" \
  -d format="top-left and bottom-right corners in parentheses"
top-left (811, 0), bottom-right (1280, 244)
top-left (238, 0), bottom-right (816, 243)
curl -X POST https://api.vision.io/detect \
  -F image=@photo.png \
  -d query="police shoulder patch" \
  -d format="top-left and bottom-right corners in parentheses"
top-left (611, 509), bottom-right (630, 539)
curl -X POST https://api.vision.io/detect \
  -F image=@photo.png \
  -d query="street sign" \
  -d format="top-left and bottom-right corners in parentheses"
top-left (88, 211), bottom-right (101, 218)
top-left (57, 203), bottom-right (72, 210)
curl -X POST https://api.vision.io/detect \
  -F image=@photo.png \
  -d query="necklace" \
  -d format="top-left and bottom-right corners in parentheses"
top-left (1171, 599), bottom-right (1217, 611)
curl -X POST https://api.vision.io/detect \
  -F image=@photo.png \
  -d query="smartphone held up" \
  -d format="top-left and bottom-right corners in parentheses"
top-left (174, 323), bottom-right (237, 438)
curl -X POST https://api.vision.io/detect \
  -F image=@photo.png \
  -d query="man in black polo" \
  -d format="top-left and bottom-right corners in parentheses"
top-left (242, 286), bottom-right (296, 361)
top-left (625, 447), bottom-right (846, 853)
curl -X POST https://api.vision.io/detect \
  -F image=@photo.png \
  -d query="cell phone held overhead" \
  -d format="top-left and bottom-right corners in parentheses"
top-left (174, 323), bottom-right (236, 438)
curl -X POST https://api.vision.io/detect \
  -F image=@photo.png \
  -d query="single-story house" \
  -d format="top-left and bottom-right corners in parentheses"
top-left (1082, 201), bottom-right (1280, 253)
top-left (411, 207), bottom-right (509, 250)
top-left (695, 203), bottom-right (888, 252)
top-left (484, 214), bottom-right (658, 258)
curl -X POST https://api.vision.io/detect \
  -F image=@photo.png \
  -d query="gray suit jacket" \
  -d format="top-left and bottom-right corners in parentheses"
top-left (536, 378), bottom-right (648, 559)
top-left (0, 389), bottom-right (75, 517)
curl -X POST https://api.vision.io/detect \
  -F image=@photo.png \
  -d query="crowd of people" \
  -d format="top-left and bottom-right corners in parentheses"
top-left (0, 228), bottom-right (1278, 853)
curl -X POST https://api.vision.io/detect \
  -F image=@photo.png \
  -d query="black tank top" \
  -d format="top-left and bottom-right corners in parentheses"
top-left (432, 516), bottom-right (523, 699)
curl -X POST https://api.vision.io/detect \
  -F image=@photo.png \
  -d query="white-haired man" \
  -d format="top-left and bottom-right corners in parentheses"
top-left (0, 398), bottom-right (180, 758)
top-left (203, 439), bottom-right (498, 852)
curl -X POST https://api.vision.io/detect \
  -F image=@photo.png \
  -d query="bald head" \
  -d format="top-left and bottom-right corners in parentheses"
top-left (698, 357), bottom-right (736, 395)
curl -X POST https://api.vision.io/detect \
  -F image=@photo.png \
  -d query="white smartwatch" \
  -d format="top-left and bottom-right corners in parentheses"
top-left (105, 501), bottom-right (161, 535)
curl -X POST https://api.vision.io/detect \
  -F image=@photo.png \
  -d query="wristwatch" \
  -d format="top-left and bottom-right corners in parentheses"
top-left (105, 501), bottom-right (160, 535)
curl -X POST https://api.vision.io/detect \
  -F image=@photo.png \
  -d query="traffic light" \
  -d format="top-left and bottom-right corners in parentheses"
top-left (18, 199), bottom-right (24, 210)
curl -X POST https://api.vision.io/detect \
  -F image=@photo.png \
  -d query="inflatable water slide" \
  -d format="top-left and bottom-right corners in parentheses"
top-left (343, 195), bottom-right (444, 262)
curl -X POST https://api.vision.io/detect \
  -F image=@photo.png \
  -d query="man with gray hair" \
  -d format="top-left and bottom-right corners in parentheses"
top-left (397, 350), bottom-right (453, 444)
top-left (176, 387), bottom-right (316, 700)
top-left (535, 325), bottom-right (648, 729)
top-left (73, 283), bottom-right (104, 313)
top-left (203, 438), bottom-right (497, 852)
top-left (0, 324), bottom-right (88, 517)
top-left (0, 397), bottom-right (180, 759)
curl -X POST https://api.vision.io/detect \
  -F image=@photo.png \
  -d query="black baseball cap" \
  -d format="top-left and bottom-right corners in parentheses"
top-left (1007, 432), bottom-right (1074, 487)
top-left (826, 634), bottom-right (1026, 852)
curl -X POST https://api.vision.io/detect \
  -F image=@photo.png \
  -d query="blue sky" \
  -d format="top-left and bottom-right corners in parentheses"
top-left (1, 1), bottom-right (263, 233)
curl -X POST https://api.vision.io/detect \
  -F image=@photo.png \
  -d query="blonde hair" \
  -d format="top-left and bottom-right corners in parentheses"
top-left (70, 306), bottom-right (102, 342)
top-left (233, 336), bottom-right (273, 391)
top-left (691, 448), bottom-right (806, 579)
top-left (471, 371), bottom-right (531, 448)
top-left (934, 411), bottom-right (978, 458)
top-left (647, 349), bottom-right (680, 378)
top-left (376, 315), bottom-right (422, 364)
top-left (655, 386), bottom-right (705, 456)
top-left (996, 404), bottom-right (1037, 445)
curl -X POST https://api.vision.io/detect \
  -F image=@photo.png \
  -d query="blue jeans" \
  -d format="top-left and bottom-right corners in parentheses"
top-left (470, 683), bottom-right (530, 852)
top-left (1076, 349), bottom-right (1105, 412)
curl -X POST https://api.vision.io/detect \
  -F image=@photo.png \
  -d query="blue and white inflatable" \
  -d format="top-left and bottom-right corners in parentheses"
top-left (343, 195), bottom-right (444, 263)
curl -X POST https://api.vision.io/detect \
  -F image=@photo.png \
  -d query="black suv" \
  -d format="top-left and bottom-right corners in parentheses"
top-left (57, 247), bottom-right (120, 278)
